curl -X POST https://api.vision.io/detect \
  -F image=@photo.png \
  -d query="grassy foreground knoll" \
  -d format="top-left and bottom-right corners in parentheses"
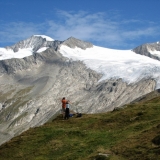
top-left (0, 94), bottom-right (160, 160)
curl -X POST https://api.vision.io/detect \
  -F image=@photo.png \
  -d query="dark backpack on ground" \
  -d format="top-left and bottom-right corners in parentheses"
top-left (77, 113), bottom-right (82, 117)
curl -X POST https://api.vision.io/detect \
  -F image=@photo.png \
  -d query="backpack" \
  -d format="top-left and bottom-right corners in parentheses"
top-left (77, 113), bottom-right (82, 117)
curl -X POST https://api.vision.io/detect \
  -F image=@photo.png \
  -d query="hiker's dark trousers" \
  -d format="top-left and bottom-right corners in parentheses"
top-left (65, 108), bottom-right (70, 119)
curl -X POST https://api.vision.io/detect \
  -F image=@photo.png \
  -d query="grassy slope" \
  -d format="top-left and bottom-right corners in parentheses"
top-left (0, 95), bottom-right (160, 160)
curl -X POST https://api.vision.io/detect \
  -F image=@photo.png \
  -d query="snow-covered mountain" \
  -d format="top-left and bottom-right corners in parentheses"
top-left (1, 35), bottom-right (160, 88)
top-left (0, 35), bottom-right (61, 60)
top-left (0, 35), bottom-right (159, 145)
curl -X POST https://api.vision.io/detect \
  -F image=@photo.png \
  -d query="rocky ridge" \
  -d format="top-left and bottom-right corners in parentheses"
top-left (5, 35), bottom-right (62, 52)
top-left (133, 41), bottom-right (160, 61)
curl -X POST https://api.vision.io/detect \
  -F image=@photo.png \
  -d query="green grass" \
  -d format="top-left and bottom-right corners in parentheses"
top-left (0, 96), bottom-right (160, 160)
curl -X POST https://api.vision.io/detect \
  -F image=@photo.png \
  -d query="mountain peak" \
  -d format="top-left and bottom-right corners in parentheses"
top-left (62, 37), bottom-right (93, 50)
top-left (33, 35), bottom-right (54, 41)
top-left (133, 41), bottom-right (160, 61)
top-left (0, 35), bottom-right (61, 60)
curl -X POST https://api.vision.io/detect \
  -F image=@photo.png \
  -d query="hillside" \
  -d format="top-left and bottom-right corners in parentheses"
top-left (0, 91), bottom-right (160, 160)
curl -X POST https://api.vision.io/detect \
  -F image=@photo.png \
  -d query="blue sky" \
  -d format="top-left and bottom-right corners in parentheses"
top-left (0, 0), bottom-right (160, 49)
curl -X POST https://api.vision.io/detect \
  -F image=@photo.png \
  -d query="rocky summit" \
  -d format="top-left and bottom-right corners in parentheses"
top-left (0, 35), bottom-right (159, 145)
top-left (132, 41), bottom-right (160, 61)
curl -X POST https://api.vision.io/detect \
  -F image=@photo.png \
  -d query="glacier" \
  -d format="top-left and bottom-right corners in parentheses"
top-left (59, 45), bottom-right (160, 89)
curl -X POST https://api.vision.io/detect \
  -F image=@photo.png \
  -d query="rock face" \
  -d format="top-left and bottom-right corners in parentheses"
top-left (0, 36), bottom-right (157, 145)
top-left (132, 41), bottom-right (160, 61)
top-left (61, 37), bottom-right (93, 49)
top-left (5, 35), bottom-right (62, 52)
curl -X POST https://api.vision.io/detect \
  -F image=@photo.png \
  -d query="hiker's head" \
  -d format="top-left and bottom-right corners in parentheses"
top-left (62, 97), bottom-right (65, 100)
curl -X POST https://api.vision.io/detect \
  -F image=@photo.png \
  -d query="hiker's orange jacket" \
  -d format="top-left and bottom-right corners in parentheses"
top-left (62, 99), bottom-right (67, 109)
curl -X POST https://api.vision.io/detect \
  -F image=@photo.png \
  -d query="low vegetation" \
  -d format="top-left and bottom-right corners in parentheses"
top-left (0, 95), bottom-right (160, 160)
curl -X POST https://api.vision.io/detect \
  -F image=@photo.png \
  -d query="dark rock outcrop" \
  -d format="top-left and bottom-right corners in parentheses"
top-left (132, 41), bottom-right (160, 61)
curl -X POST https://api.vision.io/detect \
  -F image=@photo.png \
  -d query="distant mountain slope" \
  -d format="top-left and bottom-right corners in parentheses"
top-left (130, 88), bottom-right (160, 104)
